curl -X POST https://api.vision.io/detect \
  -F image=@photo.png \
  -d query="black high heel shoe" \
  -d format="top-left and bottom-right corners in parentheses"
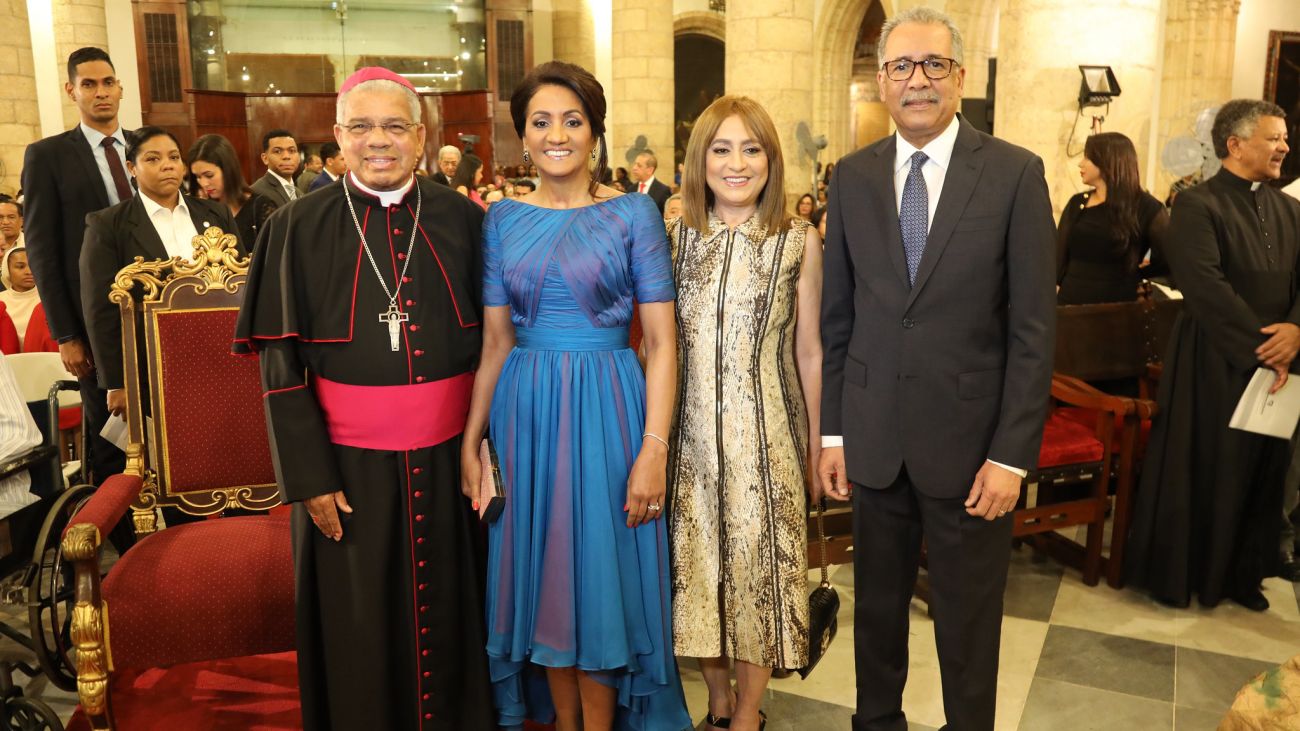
top-left (705, 713), bottom-right (731, 729)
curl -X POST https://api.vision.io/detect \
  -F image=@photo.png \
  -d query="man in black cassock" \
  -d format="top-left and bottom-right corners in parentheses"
top-left (1126, 99), bottom-right (1300, 612)
top-left (234, 67), bottom-right (494, 730)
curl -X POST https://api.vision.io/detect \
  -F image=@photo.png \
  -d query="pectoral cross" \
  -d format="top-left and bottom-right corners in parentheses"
top-left (379, 303), bottom-right (409, 351)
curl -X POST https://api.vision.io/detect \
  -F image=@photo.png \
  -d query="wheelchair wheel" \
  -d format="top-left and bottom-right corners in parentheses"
top-left (26, 483), bottom-right (98, 693)
top-left (2, 696), bottom-right (62, 731)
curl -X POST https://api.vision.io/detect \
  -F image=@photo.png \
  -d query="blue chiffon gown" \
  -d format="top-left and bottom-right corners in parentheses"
top-left (482, 193), bottom-right (690, 731)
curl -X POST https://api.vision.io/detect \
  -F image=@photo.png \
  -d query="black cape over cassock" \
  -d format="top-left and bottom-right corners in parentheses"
top-left (234, 174), bottom-right (495, 730)
top-left (1125, 168), bottom-right (1300, 607)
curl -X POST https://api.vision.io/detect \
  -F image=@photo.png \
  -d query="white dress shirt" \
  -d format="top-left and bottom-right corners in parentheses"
top-left (139, 193), bottom-right (201, 261)
top-left (269, 170), bottom-right (298, 201)
top-left (823, 116), bottom-right (1026, 478)
top-left (80, 123), bottom-right (130, 206)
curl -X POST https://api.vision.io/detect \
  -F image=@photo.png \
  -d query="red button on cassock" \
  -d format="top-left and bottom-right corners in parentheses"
top-left (422, 650), bottom-right (429, 657)
top-left (416, 514), bottom-right (425, 521)
top-left (423, 671), bottom-right (431, 678)
top-left (416, 537), bottom-right (425, 544)
top-left (403, 276), bottom-right (412, 283)
top-left (415, 376), bottom-right (426, 383)
top-left (405, 299), bottom-right (415, 306)
top-left (418, 560), bottom-right (426, 567)
top-left (414, 490), bottom-right (423, 497)
top-left (409, 324), bottom-right (420, 332)
top-left (424, 713), bottom-right (432, 720)
top-left (422, 628), bottom-right (429, 634)
top-left (397, 252), bottom-right (406, 260)
top-left (423, 694), bottom-right (430, 701)
top-left (419, 583), bottom-right (427, 590)
top-left (414, 349), bottom-right (425, 357)
top-left (413, 467), bottom-right (423, 475)
top-left (393, 228), bottom-right (401, 235)
top-left (420, 605), bottom-right (429, 612)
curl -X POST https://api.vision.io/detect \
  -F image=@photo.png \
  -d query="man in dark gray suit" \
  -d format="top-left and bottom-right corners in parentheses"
top-left (818, 8), bottom-right (1055, 731)
top-left (250, 129), bottom-right (301, 207)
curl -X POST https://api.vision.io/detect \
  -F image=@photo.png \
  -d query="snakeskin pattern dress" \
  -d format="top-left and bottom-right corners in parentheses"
top-left (667, 213), bottom-right (810, 669)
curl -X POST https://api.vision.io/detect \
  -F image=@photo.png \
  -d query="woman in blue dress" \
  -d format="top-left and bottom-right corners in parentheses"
top-left (460, 61), bottom-right (690, 731)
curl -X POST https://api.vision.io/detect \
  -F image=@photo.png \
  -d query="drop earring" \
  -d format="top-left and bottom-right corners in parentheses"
top-left (523, 149), bottom-right (531, 164)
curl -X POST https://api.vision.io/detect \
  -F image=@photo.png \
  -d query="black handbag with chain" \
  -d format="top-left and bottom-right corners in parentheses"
top-left (798, 498), bottom-right (840, 679)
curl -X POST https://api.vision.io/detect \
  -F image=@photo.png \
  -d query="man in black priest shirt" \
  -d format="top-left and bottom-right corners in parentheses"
top-left (1126, 99), bottom-right (1300, 612)
top-left (234, 67), bottom-right (494, 730)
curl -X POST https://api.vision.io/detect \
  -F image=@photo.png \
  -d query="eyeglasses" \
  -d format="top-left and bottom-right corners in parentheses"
top-left (882, 57), bottom-right (959, 82)
top-left (342, 122), bottom-right (416, 137)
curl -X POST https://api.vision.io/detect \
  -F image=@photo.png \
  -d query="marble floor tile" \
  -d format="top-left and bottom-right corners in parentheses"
top-left (1033, 625), bottom-right (1175, 702)
top-left (1177, 585), bottom-right (1300, 664)
top-left (1175, 646), bottom-right (1273, 714)
top-left (1002, 546), bottom-right (1064, 623)
top-left (1173, 704), bottom-right (1226, 731)
top-left (1049, 573), bottom-right (1193, 645)
top-left (1017, 677), bottom-right (1174, 731)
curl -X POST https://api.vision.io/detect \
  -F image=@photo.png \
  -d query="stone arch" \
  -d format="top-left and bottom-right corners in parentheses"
top-left (674, 12), bottom-right (725, 43)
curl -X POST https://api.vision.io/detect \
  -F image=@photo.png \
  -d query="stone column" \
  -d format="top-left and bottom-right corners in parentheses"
top-left (995, 0), bottom-right (1163, 214)
top-left (1153, 0), bottom-right (1241, 197)
top-left (610, 0), bottom-right (674, 184)
top-left (52, 0), bottom-right (109, 129)
top-left (727, 0), bottom-right (815, 206)
top-left (552, 0), bottom-right (596, 72)
top-left (1, 0), bottom-right (40, 196)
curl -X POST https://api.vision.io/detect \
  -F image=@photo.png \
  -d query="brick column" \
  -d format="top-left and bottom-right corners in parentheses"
top-left (610, 0), bottom-right (674, 184)
top-left (0, 0), bottom-right (40, 196)
top-left (53, 0), bottom-right (110, 129)
top-left (727, 0), bottom-right (815, 206)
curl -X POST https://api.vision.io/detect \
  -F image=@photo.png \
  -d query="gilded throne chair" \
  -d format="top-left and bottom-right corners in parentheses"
top-left (61, 228), bottom-right (297, 730)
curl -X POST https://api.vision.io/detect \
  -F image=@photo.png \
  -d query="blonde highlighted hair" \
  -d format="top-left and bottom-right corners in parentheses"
top-left (681, 95), bottom-right (790, 235)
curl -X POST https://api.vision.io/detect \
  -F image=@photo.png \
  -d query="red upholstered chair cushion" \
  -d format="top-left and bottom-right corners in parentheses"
top-left (101, 513), bottom-right (293, 670)
top-left (153, 309), bottom-right (276, 492)
top-left (1037, 410), bottom-right (1106, 469)
top-left (65, 652), bottom-right (301, 731)
top-left (1056, 406), bottom-right (1152, 453)
top-left (58, 405), bottom-right (81, 431)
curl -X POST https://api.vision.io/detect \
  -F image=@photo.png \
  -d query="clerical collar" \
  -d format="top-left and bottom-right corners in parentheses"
top-left (1217, 167), bottom-right (1265, 192)
top-left (347, 173), bottom-right (415, 208)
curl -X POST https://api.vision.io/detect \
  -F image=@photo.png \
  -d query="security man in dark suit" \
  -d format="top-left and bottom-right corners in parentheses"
top-left (21, 46), bottom-right (133, 484)
top-left (818, 8), bottom-right (1055, 731)
top-left (249, 129), bottom-right (302, 207)
top-left (630, 150), bottom-right (672, 213)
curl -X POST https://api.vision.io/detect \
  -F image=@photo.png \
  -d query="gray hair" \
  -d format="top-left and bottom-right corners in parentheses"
top-left (336, 79), bottom-right (422, 124)
top-left (437, 145), bottom-right (461, 161)
top-left (877, 7), bottom-right (965, 67)
top-left (665, 193), bottom-right (682, 204)
top-left (1211, 99), bottom-right (1286, 159)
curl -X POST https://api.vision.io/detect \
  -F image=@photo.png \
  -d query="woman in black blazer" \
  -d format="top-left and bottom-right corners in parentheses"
top-left (79, 126), bottom-right (241, 417)
top-left (1057, 132), bottom-right (1169, 304)
top-left (187, 133), bottom-right (277, 250)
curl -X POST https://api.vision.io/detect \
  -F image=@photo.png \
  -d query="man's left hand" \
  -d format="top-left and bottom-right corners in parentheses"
top-left (964, 461), bottom-right (1021, 520)
top-left (1256, 323), bottom-right (1300, 369)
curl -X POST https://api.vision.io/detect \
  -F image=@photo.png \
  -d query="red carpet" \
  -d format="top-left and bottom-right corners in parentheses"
top-left (64, 651), bottom-right (560, 730)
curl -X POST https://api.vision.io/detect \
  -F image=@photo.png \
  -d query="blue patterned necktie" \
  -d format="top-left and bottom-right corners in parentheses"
top-left (900, 151), bottom-right (929, 286)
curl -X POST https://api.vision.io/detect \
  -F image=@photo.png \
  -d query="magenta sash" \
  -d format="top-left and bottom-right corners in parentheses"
top-left (313, 372), bottom-right (474, 451)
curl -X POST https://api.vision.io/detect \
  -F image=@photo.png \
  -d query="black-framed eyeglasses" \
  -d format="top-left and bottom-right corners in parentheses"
top-left (342, 121), bottom-right (416, 137)
top-left (882, 57), bottom-right (959, 82)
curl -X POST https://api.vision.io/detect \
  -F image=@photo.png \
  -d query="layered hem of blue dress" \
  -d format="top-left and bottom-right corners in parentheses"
top-left (484, 326), bottom-right (691, 731)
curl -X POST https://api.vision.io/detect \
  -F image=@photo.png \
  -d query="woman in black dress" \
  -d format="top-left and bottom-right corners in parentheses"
top-left (187, 134), bottom-right (278, 250)
top-left (1057, 132), bottom-right (1169, 304)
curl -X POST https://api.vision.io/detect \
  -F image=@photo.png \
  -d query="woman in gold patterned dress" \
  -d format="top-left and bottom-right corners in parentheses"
top-left (666, 96), bottom-right (823, 731)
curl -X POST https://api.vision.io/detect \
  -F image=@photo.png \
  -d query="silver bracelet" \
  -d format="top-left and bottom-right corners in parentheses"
top-left (643, 432), bottom-right (669, 449)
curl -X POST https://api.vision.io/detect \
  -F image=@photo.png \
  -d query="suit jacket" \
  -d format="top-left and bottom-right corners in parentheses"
top-left (296, 169), bottom-right (319, 195)
top-left (634, 177), bottom-right (671, 213)
top-left (79, 194), bottom-right (240, 391)
top-left (20, 126), bottom-right (134, 344)
top-left (431, 171), bottom-right (452, 187)
top-left (308, 171), bottom-right (338, 193)
top-left (820, 118), bottom-right (1056, 498)
top-left (251, 172), bottom-right (294, 207)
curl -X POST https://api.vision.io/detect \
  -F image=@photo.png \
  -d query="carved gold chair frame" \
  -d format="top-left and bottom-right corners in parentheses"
top-left (112, 227), bottom-right (279, 534)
